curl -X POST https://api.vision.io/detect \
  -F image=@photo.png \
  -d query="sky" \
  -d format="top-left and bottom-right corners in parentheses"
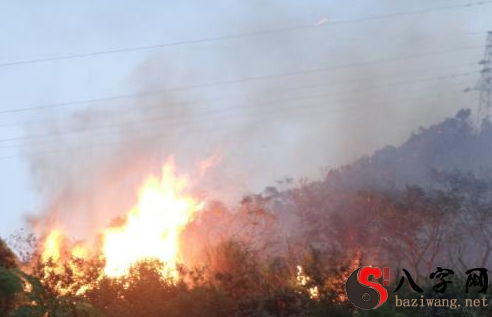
top-left (0, 0), bottom-right (491, 238)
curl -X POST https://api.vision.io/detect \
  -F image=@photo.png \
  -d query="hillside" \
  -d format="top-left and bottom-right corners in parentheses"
top-left (323, 109), bottom-right (492, 191)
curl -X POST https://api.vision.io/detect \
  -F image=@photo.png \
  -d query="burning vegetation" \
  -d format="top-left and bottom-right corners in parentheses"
top-left (1, 155), bottom-right (364, 317)
top-left (36, 160), bottom-right (204, 294)
top-left (2, 112), bottom-right (492, 317)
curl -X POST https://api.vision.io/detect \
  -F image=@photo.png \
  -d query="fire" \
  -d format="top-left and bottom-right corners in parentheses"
top-left (39, 160), bottom-right (204, 292)
top-left (325, 251), bottom-right (362, 302)
top-left (102, 162), bottom-right (203, 278)
top-left (296, 265), bottom-right (320, 300)
top-left (42, 229), bottom-right (63, 262)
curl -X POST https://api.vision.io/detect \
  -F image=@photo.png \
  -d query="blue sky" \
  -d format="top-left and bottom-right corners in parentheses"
top-left (0, 0), bottom-right (491, 238)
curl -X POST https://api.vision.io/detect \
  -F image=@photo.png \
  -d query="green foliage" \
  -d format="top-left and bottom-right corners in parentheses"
top-left (0, 268), bottom-right (22, 299)
top-left (0, 239), bottom-right (17, 270)
top-left (4, 270), bottom-right (105, 317)
top-left (0, 267), bottom-right (22, 317)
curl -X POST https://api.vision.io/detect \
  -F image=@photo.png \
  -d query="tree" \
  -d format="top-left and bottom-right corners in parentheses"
top-left (0, 267), bottom-right (22, 317)
top-left (0, 239), bottom-right (17, 270)
top-left (376, 186), bottom-right (452, 279)
top-left (432, 170), bottom-right (492, 270)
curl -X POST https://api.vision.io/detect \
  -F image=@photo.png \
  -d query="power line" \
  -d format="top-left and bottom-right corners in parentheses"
top-left (0, 71), bottom-right (475, 146)
top-left (0, 45), bottom-right (482, 115)
top-left (0, 87), bottom-right (475, 162)
top-left (0, 61), bottom-right (476, 129)
top-left (0, 0), bottom-right (490, 68)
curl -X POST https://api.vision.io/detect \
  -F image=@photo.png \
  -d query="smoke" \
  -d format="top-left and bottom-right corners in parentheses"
top-left (22, 0), bottom-right (483, 241)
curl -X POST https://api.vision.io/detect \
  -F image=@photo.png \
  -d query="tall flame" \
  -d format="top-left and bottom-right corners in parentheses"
top-left (39, 160), bottom-right (204, 288)
top-left (102, 162), bottom-right (203, 278)
top-left (42, 229), bottom-right (63, 263)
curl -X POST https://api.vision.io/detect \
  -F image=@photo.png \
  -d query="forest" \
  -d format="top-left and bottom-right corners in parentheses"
top-left (1, 109), bottom-right (492, 317)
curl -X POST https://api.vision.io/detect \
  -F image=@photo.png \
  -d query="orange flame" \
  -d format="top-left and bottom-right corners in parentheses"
top-left (42, 229), bottom-right (63, 263)
top-left (102, 162), bottom-right (203, 278)
top-left (39, 160), bottom-right (205, 292)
